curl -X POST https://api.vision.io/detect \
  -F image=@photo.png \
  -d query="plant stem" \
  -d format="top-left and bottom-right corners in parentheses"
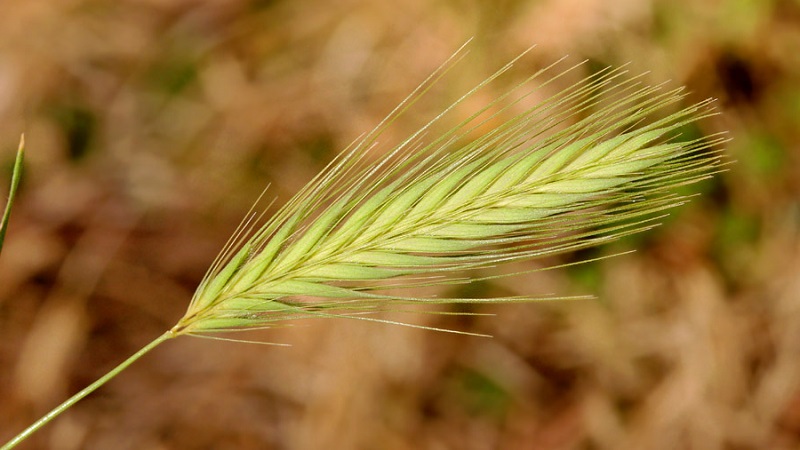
top-left (1, 331), bottom-right (175, 450)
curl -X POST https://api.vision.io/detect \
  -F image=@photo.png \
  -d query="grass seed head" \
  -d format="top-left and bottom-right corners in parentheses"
top-left (172, 54), bottom-right (725, 338)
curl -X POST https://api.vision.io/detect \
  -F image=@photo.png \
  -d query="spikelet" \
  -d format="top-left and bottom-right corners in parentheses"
top-left (171, 52), bottom-right (725, 338)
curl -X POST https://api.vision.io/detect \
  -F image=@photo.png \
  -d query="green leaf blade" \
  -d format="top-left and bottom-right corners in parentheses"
top-left (0, 135), bottom-right (25, 258)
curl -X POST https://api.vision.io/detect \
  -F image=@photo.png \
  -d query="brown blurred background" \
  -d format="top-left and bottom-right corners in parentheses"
top-left (1, 0), bottom-right (799, 449)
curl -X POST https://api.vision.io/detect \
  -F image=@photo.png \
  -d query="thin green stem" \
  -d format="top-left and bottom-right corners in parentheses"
top-left (1, 331), bottom-right (175, 450)
top-left (0, 134), bottom-right (25, 257)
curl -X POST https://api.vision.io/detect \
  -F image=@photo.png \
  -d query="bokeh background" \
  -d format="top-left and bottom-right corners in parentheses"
top-left (1, 0), bottom-right (799, 449)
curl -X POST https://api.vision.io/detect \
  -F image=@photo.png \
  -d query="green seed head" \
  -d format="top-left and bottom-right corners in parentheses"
top-left (173, 53), bottom-right (725, 338)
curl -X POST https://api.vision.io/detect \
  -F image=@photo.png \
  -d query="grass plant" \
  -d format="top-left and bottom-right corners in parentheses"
top-left (1, 49), bottom-right (724, 449)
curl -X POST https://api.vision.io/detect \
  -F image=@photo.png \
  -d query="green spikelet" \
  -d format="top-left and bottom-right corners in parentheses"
top-left (172, 57), bottom-right (725, 337)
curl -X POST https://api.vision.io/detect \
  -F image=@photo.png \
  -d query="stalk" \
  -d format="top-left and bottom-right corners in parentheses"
top-left (1, 331), bottom-right (175, 450)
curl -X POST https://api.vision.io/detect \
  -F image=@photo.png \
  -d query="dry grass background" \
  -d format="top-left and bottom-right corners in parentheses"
top-left (1, 0), bottom-right (799, 449)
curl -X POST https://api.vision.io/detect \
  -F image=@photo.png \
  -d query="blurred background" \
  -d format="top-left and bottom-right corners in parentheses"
top-left (1, 0), bottom-right (799, 449)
